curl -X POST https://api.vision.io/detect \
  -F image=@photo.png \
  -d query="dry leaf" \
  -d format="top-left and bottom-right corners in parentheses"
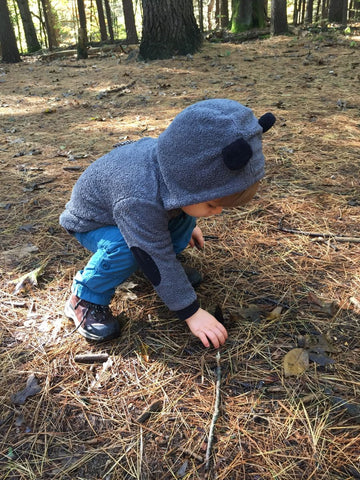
top-left (283, 348), bottom-right (309, 377)
top-left (239, 304), bottom-right (262, 323)
top-left (308, 351), bottom-right (335, 366)
top-left (11, 374), bottom-right (41, 405)
top-left (307, 292), bottom-right (338, 315)
top-left (176, 460), bottom-right (188, 478)
top-left (12, 263), bottom-right (47, 294)
top-left (328, 395), bottom-right (360, 422)
top-left (266, 305), bottom-right (283, 320)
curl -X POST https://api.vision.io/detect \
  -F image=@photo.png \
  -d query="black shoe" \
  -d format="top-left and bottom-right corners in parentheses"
top-left (64, 294), bottom-right (121, 341)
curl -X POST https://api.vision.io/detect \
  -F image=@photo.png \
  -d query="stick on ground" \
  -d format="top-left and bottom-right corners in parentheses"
top-left (205, 351), bottom-right (222, 470)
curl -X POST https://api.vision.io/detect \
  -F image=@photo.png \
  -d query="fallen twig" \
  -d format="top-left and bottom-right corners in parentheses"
top-left (177, 446), bottom-right (203, 462)
top-left (205, 351), bottom-right (221, 470)
top-left (74, 353), bottom-right (109, 364)
top-left (278, 217), bottom-right (360, 243)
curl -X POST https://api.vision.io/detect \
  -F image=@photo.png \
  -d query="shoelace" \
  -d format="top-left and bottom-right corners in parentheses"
top-left (65, 299), bottom-right (88, 336)
top-left (65, 298), bottom-right (112, 337)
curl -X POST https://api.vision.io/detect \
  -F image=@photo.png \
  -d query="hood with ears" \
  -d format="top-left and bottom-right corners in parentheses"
top-left (156, 99), bottom-right (275, 210)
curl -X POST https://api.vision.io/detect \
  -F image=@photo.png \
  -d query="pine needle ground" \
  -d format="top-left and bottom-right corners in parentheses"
top-left (1, 33), bottom-right (359, 479)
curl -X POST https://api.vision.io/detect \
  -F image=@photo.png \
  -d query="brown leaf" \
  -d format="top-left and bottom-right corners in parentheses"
top-left (307, 292), bottom-right (338, 315)
top-left (239, 304), bottom-right (262, 323)
top-left (266, 305), bottom-right (282, 320)
top-left (12, 263), bottom-right (47, 294)
top-left (283, 348), bottom-right (309, 377)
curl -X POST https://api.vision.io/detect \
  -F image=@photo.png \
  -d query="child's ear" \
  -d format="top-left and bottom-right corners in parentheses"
top-left (258, 112), bottom-right (276, 132)
top-left (222, 138), bottom-right (252, 171)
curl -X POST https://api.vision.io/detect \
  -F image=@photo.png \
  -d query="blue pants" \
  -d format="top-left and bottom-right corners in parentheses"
top-left (72, 213), bottom-right (196, 305)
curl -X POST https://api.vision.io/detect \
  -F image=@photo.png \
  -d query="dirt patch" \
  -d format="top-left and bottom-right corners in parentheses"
top-left (1, 33), bottom-right (360, 479)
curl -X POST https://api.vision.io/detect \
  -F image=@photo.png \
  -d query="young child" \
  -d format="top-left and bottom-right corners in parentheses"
top-left (60, 99), bottom-right (275, 348)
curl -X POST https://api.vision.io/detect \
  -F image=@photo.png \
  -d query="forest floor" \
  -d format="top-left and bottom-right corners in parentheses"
top-left (1, 30), bottom-right (360, 480)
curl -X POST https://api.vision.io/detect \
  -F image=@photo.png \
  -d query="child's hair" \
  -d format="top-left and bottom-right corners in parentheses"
top-left (215, 181), bottom-right (260, 208)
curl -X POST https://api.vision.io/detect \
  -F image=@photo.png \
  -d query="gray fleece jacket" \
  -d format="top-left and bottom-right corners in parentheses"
top-left (60, 99), bottom-right (275, 320)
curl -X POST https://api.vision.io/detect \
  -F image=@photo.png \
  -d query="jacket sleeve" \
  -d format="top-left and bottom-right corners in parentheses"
top-left (113, 198), bottom-right (199, 320)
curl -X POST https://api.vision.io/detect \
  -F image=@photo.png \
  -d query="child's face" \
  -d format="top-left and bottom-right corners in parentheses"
top-left (181, 200), bottom-right (223, 218)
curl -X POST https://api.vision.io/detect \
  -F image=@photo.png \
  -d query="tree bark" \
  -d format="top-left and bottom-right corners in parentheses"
top-left (95, 0), bottom-right (108, 41)
top-left (16, 0), bottom-right (42, 53)
top-left (0, 0), bottom-right (21, 62)
top-left (328, 0), bottom-right (348, 24)
top-left (270, 0), bottom-right (288, 35)
top-left (140, 0), bottom-right (202, 60)
top-left (198, 0), bottom-right (204, 31)
top-left (40, 0), bottom-right (59, 49)
top-left (104, 0), bottom-right (114, 43)
top-left (122, 0), bottom-right (138, 44)
top-left (231, 0), bottom-right (266, 33)
top-left (220, 0), bottom-right (229, 28)
top-left (306, 0), bottom-right (314, 23)
top-left (77, 0), bottom-right (88, 59)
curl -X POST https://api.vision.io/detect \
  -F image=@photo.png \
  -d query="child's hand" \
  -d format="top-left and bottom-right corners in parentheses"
top-left (185, 308), bottom-right (228, 348)
top-left (189, 225), bottom-right (204, 250)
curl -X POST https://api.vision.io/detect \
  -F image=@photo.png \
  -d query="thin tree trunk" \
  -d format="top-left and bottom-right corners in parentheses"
top-left (220, 0), bottom-right (229, 28)
top-left (104, 0), bottom-right (114, 43)
top-left (16, 0), bottom-right (42, 52)
top-left (122, 0), bottom-right (138, 43)
top-left (300, 0), bottom-right (306, 23)
top-left (77, 0), bottom-right (88, 58)
top-left (40, 0), bottom-right (58, 49)
top-left (12, 0), bottom-right (24, 52)
top-left (293, 0), bottom-right (298, 25)
top-left (208, 0), bottom-right (215, 30)
top-left (95, 0), bottom-right (108, 41)
top-left (198, 0), bottom-right (204, 32)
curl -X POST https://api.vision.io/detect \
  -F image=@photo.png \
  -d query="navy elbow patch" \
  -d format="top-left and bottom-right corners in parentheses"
top-left (131, 246), bottom-right (161, 286)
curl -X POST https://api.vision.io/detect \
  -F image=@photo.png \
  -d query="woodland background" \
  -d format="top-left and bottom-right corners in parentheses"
top-left (1, 0), bottom-right (360, 62)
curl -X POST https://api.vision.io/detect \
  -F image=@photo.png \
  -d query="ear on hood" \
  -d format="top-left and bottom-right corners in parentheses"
top-left (222, 112), bottom-right (276, 171)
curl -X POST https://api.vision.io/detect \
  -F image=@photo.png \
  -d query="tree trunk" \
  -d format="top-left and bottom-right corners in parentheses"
top-left (40, 0), bottom-right (59, 49)
top-left (198, 0), bottom-right (204, 32)
top-left (293, 0), bottom-right (299, 24)
top-left (208, 0), bottom-right (215, 30)
top-left (104, 0), bottom-right (114, 43)
top-left (220, 0), bottom-right (229, 28)
top-left (306, 0), bottom-right (314, 22)
top-left (140, 0), bottom-right (202, 60)
top-left (12, 0), bottom-right (24, 52)
top-left (270, 0), bottom-right (288, 35)
top-left (231, 0), bottom-right (266, 33)
top-left (16, 0), bottom-right (42, 53)
top-left (122, 0), bottom-right (138, 44)
top-left (95, 0), bottom-right (108, 41)
top-left (0, 0), bottom-right (21, 62)
top-left (77, 0), bottom-right (88, 59)
top-left (328, 0), bottom-right (348, 24)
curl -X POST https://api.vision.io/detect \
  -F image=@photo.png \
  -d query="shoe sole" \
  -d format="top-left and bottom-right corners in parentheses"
top-left (64, 300), bottom-right (118, 342)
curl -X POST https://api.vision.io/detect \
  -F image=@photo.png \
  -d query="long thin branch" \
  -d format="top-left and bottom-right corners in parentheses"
top-left (205, 351), bottom-right (221, 470)
top-left (278, 217), bottom-right (360, 243)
